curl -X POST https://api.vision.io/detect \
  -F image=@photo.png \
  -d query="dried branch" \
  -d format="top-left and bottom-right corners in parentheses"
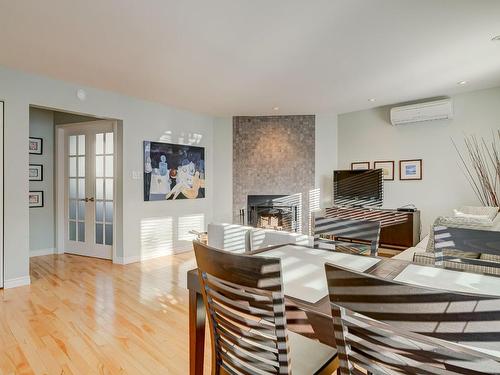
top-left (453, 132), bottom-right (500, 207)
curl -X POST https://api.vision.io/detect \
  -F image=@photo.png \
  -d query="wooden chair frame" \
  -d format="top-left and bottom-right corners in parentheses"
top-left (313, 216), bottom-right (381, 256)
top-left (194, 241), bottom-right (289, 374)
top-left (325, 262), bottom-right (500, 374)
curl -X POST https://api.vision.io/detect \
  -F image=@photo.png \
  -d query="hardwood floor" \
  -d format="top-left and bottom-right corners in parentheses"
top-left (0, 248), bottom-right (397, 374)
top-left (0, 253), bottom-right (211, 375)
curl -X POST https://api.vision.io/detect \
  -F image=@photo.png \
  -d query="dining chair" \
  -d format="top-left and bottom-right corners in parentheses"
top-left (313, 216), bottom-right (380, 256)
top-left (324, 262), bottom-right (500, 374)
top-left (193, 240), bottom-right (339, 375)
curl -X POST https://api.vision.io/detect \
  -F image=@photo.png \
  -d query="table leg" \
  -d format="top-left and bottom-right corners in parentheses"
top-left (189, 289), bottom-right (206, 375)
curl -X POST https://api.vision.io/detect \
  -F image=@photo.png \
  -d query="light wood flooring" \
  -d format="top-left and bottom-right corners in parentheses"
top-left (0, 252), bottom-right (211, 375)
top-left (0, 248), bottom-right (401, 374)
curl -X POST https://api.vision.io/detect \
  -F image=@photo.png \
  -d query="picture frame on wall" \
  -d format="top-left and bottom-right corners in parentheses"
top-left (351, 161), bottom-right (370, 170)
top-left (374, 160), bottom-right (395, 181)
top-left (399, 159), bottom-right (422, 180)
top-left (29, 191), bottom-right (44, 208)
top-left (143, 141), bottom-right (206, 201)
top-left (29, 164), bottom-right (43, 181)
top-left (29, 137), bottom-right (43, 154)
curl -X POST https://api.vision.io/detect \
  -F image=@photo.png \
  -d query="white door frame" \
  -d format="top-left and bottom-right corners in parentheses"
top-left (55, 120), bottom-right (121, 262)
top-left (0, 101), bottom-right (4, 288)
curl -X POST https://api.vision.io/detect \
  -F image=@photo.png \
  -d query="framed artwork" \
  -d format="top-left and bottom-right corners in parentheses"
top-left (143, 141), bottom-right (205, 201)
top-left (351, 161), bottom-right (370, 170)
top-left (29, 137), bottom-right (43, 154)
top-left (29, 191), bottom-right (44, 208)
top-left (399, 159), bottom-right (422, 180)
top-left (374, 160), bottom-right (395, 181)
top-left (29, 164), bottom-right (43, 181)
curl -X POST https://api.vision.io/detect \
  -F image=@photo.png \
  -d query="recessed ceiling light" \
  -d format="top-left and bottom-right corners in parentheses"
top-left (368, 98), bottom-right (376, 102)
top-left (492, 35), bottom-right (500, 41)
top-left (273, 106), bottom-right (279, 111)
top-left (457, 80), bottom-right (468, 85)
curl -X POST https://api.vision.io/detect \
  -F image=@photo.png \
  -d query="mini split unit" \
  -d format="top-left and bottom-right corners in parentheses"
top-left (390, 98), bottom-right (453, 126)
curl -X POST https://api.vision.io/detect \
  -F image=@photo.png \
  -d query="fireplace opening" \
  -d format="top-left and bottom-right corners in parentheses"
top-left (246, 195), bottom-right (298, 232)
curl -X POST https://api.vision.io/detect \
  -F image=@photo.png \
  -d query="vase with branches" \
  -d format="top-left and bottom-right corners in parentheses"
top-left (453, 130), bottom-right (500, 207)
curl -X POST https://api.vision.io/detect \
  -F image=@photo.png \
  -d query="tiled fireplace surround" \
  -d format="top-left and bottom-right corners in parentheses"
top-left (233, 115), bottom-right (315, 233)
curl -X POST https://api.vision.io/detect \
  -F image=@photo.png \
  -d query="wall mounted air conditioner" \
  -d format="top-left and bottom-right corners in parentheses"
top-left (390, 98), bottom-right (453, 126)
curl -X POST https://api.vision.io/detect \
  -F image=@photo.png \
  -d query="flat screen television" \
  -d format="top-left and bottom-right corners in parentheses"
top-left (333, 169), bottom-right (383, 207)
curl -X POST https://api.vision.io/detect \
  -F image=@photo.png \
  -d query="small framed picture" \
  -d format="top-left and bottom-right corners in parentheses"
top-left (399, 159), bottom-right (422, 180)
top-left (29, 137), bottom-right (43, 154)
top-left (29, 191), bottom-right (44, 208)
top-left (29, 164), bottom-right (43, 181)
top-left (351, 161), bottom-right (370, 170)
top-left (374, 160), bottom-right (395, 181)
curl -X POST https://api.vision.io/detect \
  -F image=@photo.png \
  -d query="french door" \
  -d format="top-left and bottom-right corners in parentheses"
top-left (64, 121), bottom-right (114, 259)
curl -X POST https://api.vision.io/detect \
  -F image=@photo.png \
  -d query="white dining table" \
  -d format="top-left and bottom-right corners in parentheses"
top-left (255, 244), bottom-right (380, 303)
top-left (256, 244), bottom-right (500, 302)
top-left (255, 244), bottom-right (500, 358)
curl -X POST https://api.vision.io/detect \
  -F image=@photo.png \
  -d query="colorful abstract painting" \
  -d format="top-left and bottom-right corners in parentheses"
top-left (143, 141), bottom-right (205, 201)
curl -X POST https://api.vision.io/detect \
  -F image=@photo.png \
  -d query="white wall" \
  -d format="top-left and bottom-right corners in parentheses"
top-left (29, 108), bottom-right (55, 255)
top-left (337, 87), bottom-right (500, 237)
top-left (0, 65), bottom-right (216, 286)
top-left (315, 114), bottom-right (338, 209)
top-left (0, 101), bottom-right (4, 288)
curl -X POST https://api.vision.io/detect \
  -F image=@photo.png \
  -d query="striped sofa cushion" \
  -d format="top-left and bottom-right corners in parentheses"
top-left (480, 253), bottom-right (500, 263)
top-left (413, 251), bottom-right (500, 276)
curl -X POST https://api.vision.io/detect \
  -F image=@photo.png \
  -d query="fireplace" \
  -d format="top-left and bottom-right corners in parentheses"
top-left (246, 195), bottom-right (299, 232)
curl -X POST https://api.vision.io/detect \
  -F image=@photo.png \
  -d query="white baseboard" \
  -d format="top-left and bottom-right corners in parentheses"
top-left (113, 255), bottom-right (139, 265)
top-left (4, 275), bottom-right (31, 289)
top-left (30, 248), bottom-right (56, 257)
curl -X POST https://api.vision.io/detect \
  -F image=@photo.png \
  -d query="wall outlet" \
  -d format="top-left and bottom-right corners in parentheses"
top-left (132, 171), bottom-right (141, 180)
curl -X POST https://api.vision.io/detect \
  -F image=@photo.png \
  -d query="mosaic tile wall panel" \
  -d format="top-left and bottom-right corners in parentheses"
top-left (233, 115), bottom-right (315, 233)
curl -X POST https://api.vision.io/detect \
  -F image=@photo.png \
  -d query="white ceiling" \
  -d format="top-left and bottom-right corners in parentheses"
top-left (1, 0), bottom-right (500, 116)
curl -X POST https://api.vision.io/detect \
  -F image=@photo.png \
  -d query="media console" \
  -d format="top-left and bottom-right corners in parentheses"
top-left (324, 206), bottom-right (421, 250)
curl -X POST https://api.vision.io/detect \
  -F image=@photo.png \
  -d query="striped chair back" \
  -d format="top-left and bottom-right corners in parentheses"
top-left (325, 263), bottom-right (500, 374)
top-left (434, 225), bottom-right (500, 274)
top-left (193, 241), bottom-right (290, 374)
top-left (314, 216), bottom-right (380, 256)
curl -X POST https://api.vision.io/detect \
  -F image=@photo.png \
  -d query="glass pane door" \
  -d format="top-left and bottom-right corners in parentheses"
top-left (95, 132), bottom-right (114, 246)
top-left (68, 134), bottom-right (86, 242)
top-left (64, 122), bottom-right (114, 260)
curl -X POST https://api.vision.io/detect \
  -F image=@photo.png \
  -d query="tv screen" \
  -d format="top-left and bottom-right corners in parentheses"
top-left (333, 169), bottom-right (383, 207)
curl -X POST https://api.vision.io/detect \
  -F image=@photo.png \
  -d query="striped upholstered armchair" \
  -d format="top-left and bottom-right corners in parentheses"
top-left (413, 209), bottom-right (500, 275)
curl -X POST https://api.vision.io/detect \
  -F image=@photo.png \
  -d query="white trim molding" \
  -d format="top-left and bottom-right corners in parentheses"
top-left (4, 276), bottom-right (31, 289)
top-left (113, 255), bottom-right (139, 265)
top-left (30, 248), bottom-right (56, 257)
